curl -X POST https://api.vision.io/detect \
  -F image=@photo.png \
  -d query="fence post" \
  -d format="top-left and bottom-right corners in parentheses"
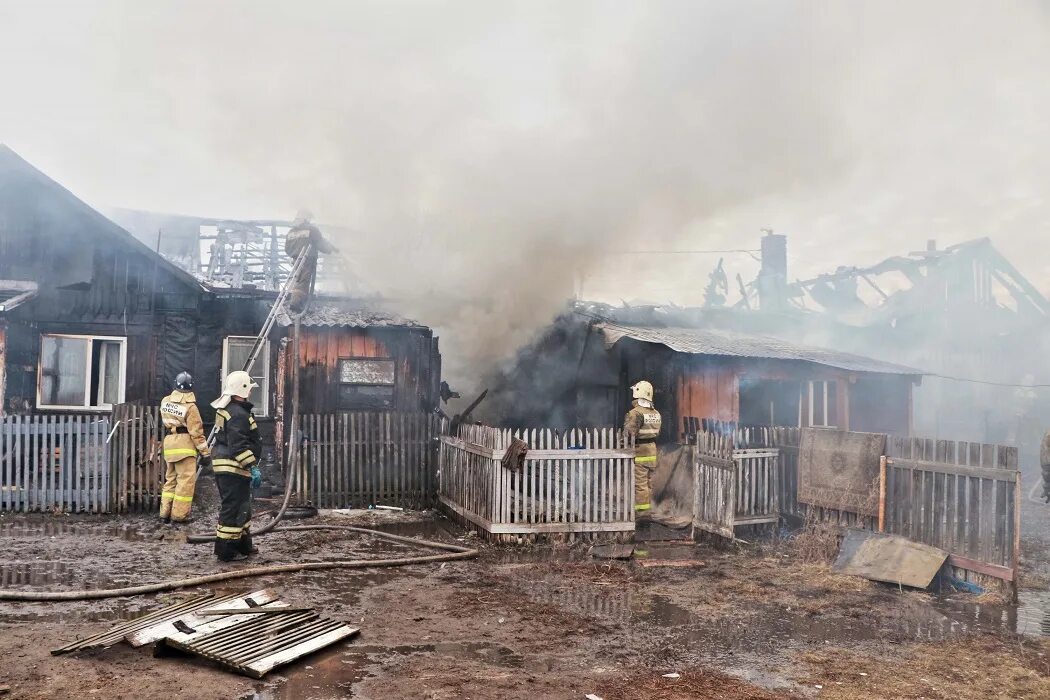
top-left (1013, 470), bottom-right (1021, 603)
top-left (878, 456), bottom-right (887, 533)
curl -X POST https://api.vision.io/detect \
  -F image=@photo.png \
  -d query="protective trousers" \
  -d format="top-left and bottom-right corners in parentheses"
top-left (633, 442), bottom-right (657, 516)
top-left (288, 253), bottom-right (318, 313)
top-left (214, 472), bottom-right (253, 561)
top-left (159, 456), bottom-right (197, 521)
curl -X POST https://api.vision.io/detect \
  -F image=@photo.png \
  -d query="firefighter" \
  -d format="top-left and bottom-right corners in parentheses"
top-left (624, 380), bottom-right (661, 522)
top-left (1041, 427), bottom-right (1050, 502)
top-left (210, 370), bottom-right (263, 561)
top-left (285, 209), bottom-right (336, 314)
top-left (159, 372), bottom-right (210, 524)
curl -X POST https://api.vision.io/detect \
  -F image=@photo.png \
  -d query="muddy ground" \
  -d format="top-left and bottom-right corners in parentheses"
top-left (1, 475), bottom-right (1050, 699)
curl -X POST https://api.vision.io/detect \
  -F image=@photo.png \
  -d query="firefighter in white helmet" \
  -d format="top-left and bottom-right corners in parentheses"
top-left (210, 370), bottom-right (263, 561)
top-left (285, 209), bottom-right (336, 314)
top-left (624, 380), bottom-right (662, 522)
top-left (158, 372), bottom-right (210, 523)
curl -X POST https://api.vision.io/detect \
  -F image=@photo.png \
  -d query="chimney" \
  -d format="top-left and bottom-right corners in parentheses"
top-left (758, 229), bottom-right (788, 311)
top-left (927, 239), bottom-right (937, 252)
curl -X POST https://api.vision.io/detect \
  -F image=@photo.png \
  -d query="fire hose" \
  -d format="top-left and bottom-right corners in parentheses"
top-left (0, 276), bottom-right (479, 604)
top-left (0, 525), bottom-right (478, 602)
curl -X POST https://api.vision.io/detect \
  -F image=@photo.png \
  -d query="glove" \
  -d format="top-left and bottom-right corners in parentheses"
top-left (197, 454), bottom-right (212, 474)
top-left (251, 466), bottom-right (262, 490)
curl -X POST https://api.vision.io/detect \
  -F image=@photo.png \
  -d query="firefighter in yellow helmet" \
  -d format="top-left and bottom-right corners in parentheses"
top-left (159, 372), bottom-right (210, 523)
top-left (285, 209), bottom-right (336, 314)
top-left (624, 380), bottom-right (661, 522)
top-left (211, 370), bottom-right (263, 561)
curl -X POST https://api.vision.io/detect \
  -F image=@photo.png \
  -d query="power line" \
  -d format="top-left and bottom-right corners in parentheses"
top-left (602, 249), bottom-right (760, 255)
top-left (929, 374), bottom-right (1050, 388)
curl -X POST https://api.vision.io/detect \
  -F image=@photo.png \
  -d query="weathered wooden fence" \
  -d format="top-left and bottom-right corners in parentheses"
top-left (883, 437), bottom-right (1020, 592)
top-left (293, 412), bottom-right (440, 509)
top-left (690, 418), bottom-right (1021, 596)
top-left (438, 424), bottom-right (636, 542)
top-left (692, 426), bottom-right (780, 538)
top-left (0, 414), bottom-right (111, 512)
top-left (109, 402), bottom-right (164, 513)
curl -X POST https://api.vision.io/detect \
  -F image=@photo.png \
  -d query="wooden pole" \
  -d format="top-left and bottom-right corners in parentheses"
top-left (878, 455), bottom-right (888, 533)
top-left (1013, 470), bottom-right (1022, 603)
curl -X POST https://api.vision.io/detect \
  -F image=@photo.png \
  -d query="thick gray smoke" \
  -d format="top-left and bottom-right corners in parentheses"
top-left (2, 1), bottom-right (1049, 395)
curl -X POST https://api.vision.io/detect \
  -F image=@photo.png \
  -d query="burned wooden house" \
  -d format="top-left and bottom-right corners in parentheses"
top-left (490, 306), bottom-right (923, 440)
top-left (0, 145), bottom-right (443, 448)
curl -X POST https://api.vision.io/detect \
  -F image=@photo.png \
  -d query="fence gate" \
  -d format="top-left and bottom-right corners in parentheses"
top-left (0, 414), bottom-right (111, 513)
top-left (294, 412), bottom-right (440, 510)
top-left (109, 402), bottom-right (164, 513)
top-left (692, 431), bottom-right (736, 539)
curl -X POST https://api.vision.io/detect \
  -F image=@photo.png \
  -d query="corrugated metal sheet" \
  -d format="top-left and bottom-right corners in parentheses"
top-left (597, 321), bottom-right (924, 376)
top-left (51, 590), bottom-right (277, 655)
top-left (277, 303), bottom-right (423, 329)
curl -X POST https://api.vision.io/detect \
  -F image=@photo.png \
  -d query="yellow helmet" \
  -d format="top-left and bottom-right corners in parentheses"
top-left (630, 380), bottom-right (654, 402)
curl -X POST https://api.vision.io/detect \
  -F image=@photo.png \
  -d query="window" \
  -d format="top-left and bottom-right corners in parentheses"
top-left (801, 380), bottom-right (839, 428)
top-left (37, 334), bottom-right (126, 410)
top-left (338, 358), bottom-right (395, 410)
top-left (222, 337), bottom-right (269, 416)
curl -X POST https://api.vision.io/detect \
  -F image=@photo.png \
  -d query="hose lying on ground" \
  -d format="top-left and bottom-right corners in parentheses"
top-left (0, 525), bottom-right (478, 602)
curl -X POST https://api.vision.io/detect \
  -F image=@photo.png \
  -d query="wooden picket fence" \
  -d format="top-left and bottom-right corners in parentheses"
top-left (438, 424), bottom-right (636, 542)
top-left (293, 412), bottom-right (440, 510)
top-left (689, 418), bottom-right (1021, 596)
top-left (883, 437), bottom-right (1020, 591)
top-left (692, 426), bottom-right (780, 539)
top-left (109, 402), bottom-right (164, 513)
top-left (0, 414), bottom-right (111, 512)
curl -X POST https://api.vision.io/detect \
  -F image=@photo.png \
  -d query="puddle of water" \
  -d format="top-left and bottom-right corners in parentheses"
top-left (933, 589), bottom-right (1050, 637)
top-left (0, 560), bottom-right (122, 589)
top-left (0, 522), bottom-right (151, 541)
top-left (244, 641), bottom-right (523, 699)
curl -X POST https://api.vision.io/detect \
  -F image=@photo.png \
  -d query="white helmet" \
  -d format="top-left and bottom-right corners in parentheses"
top-left (292, 208), bottom-right (314, 227)
top-left (211, 370), bottom-right (259, 409)
top-left (631, 380), bottom-right (654, 402)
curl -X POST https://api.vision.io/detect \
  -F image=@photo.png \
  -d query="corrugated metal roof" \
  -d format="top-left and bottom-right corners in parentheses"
top-left (597, 321), bottom-right (924, 375)
top-left (0, 280), bottom-right (37, 313)
top-left (276, 303), bottom-right (424, 329)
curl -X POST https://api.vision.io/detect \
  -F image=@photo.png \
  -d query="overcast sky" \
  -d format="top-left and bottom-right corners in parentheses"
top-left (2, 1), bottom-right (1049, 349)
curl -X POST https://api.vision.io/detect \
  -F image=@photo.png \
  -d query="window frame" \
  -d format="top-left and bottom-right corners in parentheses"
top-left (221, 336), bottom-right (270, 417)
top-left (36, 333), bottom-right (127, 411)
top-left (337, 357), bottom-right (396, 410)
top-left (801, 379), bottom-right (839, 429)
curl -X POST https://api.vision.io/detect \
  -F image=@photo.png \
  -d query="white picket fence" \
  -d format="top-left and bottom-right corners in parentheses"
top-left (0, 414), bottom-right (111, 512)
top-left (439, 424), bottom-right (636, 541)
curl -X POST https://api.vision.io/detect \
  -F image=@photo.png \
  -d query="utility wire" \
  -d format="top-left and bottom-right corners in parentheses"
top-left (928, 374), bottom-right (1050, 388)
top-left (603, 249), bottom-right (760, 255)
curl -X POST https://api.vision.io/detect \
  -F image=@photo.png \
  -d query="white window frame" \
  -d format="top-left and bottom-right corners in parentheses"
top-left (222, 336), bottom-right (270, 417)
top-left (36, 333), bottom-right (127, 411)
top-left (800, 380), bottom-right (838, 429)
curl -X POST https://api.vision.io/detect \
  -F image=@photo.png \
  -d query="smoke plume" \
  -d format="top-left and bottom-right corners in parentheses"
top-left (2, 1), bottom-right (1049, 395)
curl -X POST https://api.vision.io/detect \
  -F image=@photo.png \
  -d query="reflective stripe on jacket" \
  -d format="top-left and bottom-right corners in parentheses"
top-left (160, 390), bottom-right (209, 462)
top-left (212, 400), bottom-right (262, 478)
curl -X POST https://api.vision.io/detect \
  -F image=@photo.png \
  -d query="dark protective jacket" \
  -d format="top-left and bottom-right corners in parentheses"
top-left (212, 400), bottom-right (262, 478)
top-left (285, 223), bottom-right (335, 258)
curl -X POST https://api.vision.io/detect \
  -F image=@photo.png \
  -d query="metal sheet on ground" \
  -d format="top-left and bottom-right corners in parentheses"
top-left (798, 429), bottom-right (885, 516)
top-left (162, 609), bottom-right (359, 678)
top-left (833, 529), bottom-right (947, 589)
top-left (125, 589), bottom-right (279, 647)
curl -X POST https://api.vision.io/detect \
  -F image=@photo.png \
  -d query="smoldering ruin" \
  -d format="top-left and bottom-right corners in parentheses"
top-left (2, 2), bottom-right (1050, 699)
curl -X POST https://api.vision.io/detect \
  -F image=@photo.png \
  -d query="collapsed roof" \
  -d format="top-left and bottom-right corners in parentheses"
top-left (596, 319), bottom-right (923, 376)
